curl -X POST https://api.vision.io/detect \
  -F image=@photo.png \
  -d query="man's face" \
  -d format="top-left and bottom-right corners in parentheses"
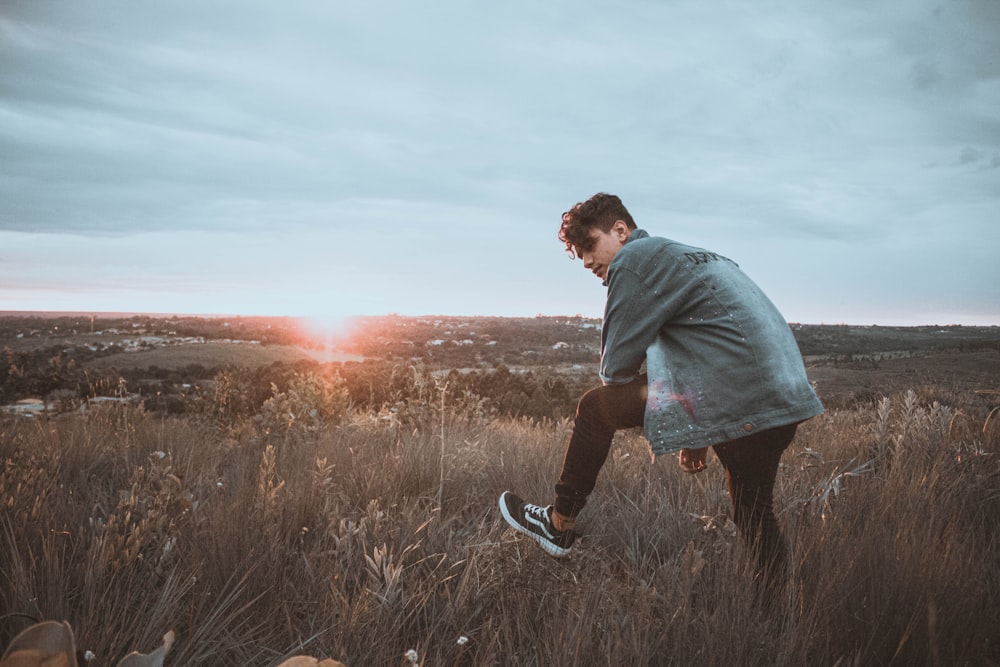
top-left (576, 220), bottom-right (630, 281)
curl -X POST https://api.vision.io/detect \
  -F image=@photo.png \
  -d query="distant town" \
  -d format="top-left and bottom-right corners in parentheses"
top-left (3, 312), bottom-right (999, 418)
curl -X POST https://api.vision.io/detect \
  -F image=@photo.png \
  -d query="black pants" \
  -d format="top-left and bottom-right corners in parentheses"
top-left (554, 375), bottom-right (797, 579)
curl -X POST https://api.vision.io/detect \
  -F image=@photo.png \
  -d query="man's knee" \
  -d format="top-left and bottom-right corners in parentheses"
top-left (574, 379), bottom-right (646, 434)
top-left (576, 385), bottom-right (608, 414)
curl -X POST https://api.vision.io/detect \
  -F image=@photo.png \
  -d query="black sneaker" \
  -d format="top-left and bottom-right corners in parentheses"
top-left (498, 491), bottom-right (575, 558)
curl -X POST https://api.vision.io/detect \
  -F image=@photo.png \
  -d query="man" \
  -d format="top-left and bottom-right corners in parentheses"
top-left (499, 193), bottom-right (823, 586)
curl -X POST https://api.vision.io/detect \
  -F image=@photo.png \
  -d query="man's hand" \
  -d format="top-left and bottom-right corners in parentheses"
top-left (678, 447), bottom-right (709, 474)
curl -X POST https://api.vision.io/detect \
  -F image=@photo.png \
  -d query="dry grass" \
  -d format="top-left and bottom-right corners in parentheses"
top-left (2, 386), bottom-right (999, 665)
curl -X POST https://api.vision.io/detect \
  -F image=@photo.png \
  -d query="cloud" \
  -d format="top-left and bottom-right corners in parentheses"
top-left (0, 0), bottom-right (998, 323)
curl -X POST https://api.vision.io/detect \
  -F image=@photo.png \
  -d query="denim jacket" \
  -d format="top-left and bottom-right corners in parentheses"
top-left (601, 229), bottom-right (823, 455)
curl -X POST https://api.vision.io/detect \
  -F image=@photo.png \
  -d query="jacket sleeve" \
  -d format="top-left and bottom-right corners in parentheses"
top-left (599, 255), bottom-right (693, 384)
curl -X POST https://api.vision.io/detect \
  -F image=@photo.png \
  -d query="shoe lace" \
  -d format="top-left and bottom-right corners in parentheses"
top-left (524, 503), bottom-right (552, 525)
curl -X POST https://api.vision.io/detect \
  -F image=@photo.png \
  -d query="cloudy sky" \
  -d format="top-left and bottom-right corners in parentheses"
top-left (2, 0), bottom-right (998, 326)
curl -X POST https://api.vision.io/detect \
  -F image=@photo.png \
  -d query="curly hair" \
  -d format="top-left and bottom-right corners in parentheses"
top-left (558, 193), bottom-right (636, 258)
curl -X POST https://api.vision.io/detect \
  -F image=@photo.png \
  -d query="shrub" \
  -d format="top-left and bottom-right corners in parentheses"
top-left (258, 371), bottom-right (351, 437)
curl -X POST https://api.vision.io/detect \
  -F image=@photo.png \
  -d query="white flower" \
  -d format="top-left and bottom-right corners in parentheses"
top-left (404, 648), bottom-right (419, 664)
top-left (83, 651), bottom-right (96, 662)
top-left (457, 636), bottom-right (469, 646)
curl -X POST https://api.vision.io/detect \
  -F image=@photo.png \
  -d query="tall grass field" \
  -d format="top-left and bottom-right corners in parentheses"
top-left (2, 378), bottom-right (999, 665)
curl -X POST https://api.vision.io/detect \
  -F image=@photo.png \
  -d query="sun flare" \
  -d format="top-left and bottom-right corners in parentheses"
top-left (296, 314), bottom-right (367, 361)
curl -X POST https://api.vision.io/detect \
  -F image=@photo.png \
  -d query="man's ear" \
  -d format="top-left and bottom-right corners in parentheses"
top-left (613, 220), bottom-right (630, 242)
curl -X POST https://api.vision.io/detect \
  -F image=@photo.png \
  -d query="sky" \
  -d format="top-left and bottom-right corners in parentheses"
top-left (1, 0), bottom-right (999, 327)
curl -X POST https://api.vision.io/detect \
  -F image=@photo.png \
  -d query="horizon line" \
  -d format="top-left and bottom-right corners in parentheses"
top-left (1, 309), bottom-right (998, 329)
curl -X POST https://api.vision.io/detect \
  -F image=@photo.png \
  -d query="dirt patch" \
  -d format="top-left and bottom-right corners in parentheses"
top-left (82, 342), bottom-right (362, 371)
top-left (806, 349), bottom-right (1000, 409)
